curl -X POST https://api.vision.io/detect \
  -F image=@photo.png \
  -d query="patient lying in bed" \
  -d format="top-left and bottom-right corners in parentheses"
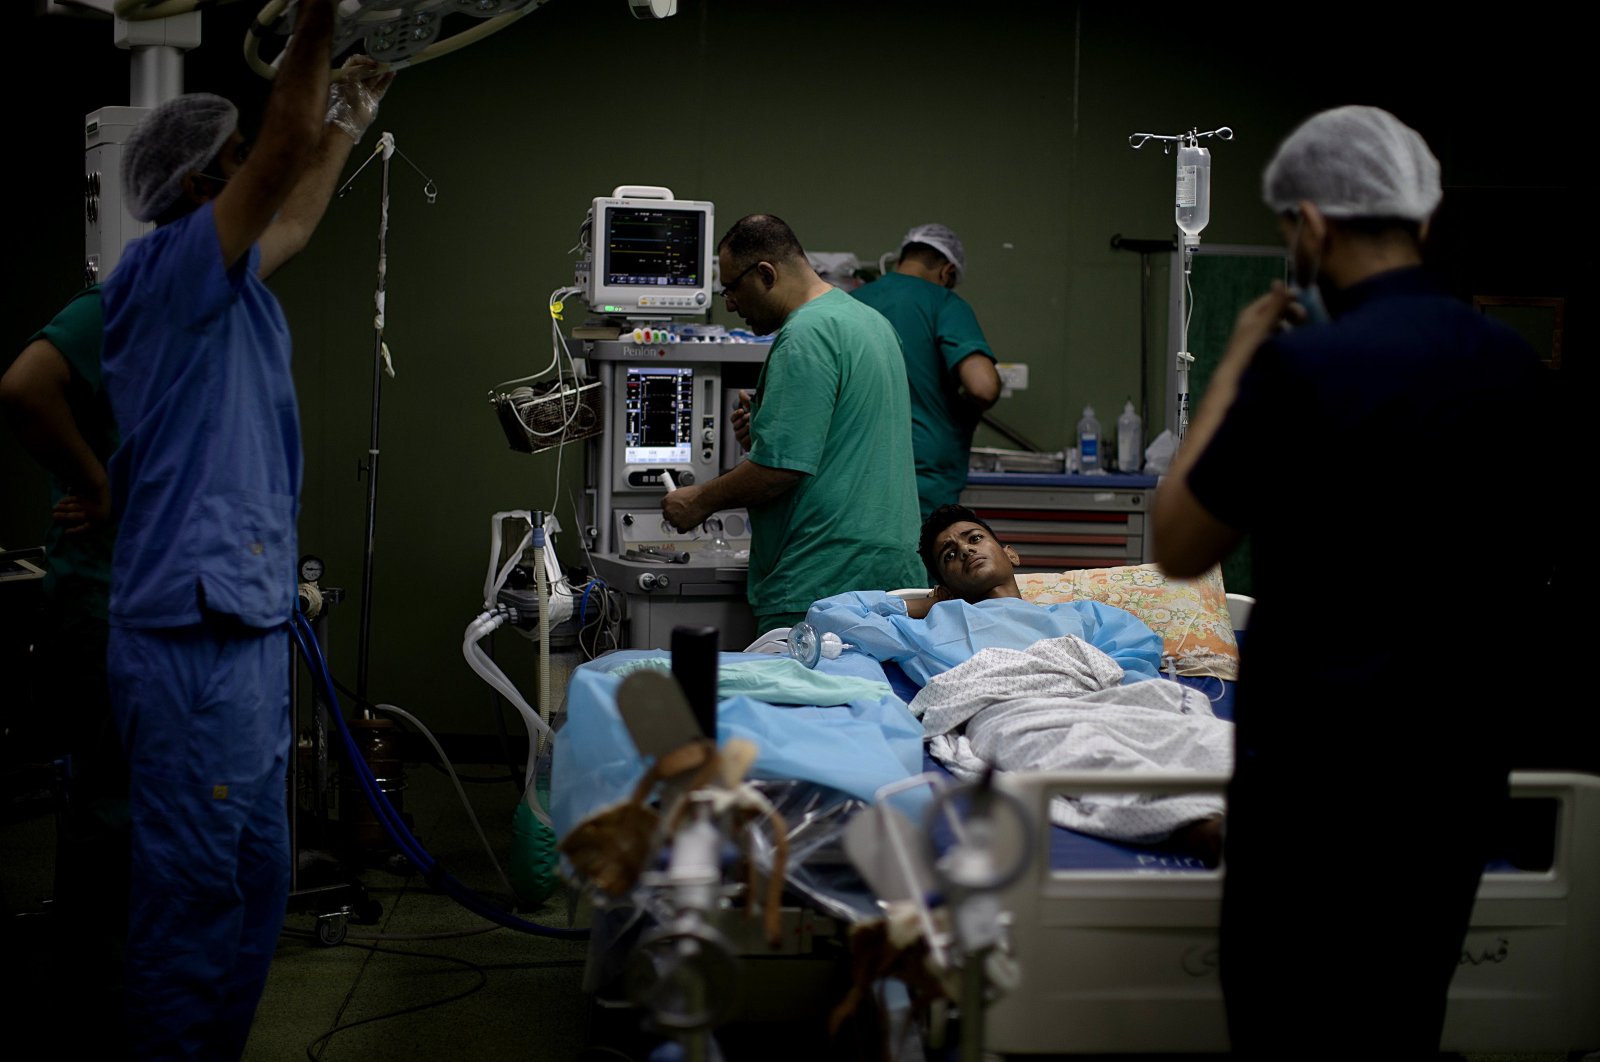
top-left (805, 505), bottom-right (1230, 864)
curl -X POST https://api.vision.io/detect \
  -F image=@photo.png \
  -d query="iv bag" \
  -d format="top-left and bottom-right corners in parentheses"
top-left (1176, 143), bottom-right (1211, 238)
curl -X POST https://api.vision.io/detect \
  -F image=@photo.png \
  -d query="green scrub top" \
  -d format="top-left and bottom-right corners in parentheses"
top-left (745, 289), bottom-right (925, 623)
top-left (852, 271), bottom-right (994, 516)
top-left (30, 285), bottom-right (117, 627)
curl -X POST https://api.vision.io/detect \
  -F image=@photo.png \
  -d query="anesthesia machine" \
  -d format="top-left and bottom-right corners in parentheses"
top-left (493, 185), bottom-right (768, 650)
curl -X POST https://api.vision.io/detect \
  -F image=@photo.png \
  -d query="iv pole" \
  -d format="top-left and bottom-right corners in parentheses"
top-left (335, 132), bottom-right (437, 708)
top-left (1128, 125), bottom-right (1232, 440)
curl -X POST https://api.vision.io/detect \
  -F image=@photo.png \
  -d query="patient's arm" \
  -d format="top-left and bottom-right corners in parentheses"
top-left (805, 591), bottom-right (923, 667)
top-left (903, 585), bottom-right (952, 619)
top-left (1074, 600), bottom-right (1164, 681)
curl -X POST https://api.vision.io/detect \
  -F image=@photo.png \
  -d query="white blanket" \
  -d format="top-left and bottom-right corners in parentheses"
top-left (913, 635), bottom-right (1233, 843)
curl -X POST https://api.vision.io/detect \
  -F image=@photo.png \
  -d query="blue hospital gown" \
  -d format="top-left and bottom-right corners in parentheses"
top-left (804, 591), bottom-right (1163, 688)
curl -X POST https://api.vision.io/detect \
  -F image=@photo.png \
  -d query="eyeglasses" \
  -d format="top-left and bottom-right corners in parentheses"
top-left (718, 260), bottom-right (764, 300)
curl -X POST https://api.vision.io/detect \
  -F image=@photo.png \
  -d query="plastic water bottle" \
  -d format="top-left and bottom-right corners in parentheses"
top-left (1176, 142), bottom-right (1211, 239)
top-left (1077, 406), bottom-right (1102, 474)
top-left (1117, 400), bottom-right (1143, 473)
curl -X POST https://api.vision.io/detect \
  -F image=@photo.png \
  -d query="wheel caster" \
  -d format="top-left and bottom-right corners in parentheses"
top-left (316, 910), bottom-right (349, 946)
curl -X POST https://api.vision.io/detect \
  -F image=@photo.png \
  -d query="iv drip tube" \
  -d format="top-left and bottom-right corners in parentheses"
top-left (291, 611), bottom-right (585, 938)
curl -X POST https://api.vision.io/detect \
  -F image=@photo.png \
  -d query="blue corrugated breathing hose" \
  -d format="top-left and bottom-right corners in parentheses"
top-left (290, 611), bottom-right (588, 939)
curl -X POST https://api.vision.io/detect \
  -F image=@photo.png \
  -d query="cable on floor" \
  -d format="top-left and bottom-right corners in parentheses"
top-left (302, 942), bottom-right (488, 1060)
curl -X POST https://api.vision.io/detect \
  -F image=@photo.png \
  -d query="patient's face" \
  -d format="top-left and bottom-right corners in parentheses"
top-left (933, 521), bottom-right (1019, 600)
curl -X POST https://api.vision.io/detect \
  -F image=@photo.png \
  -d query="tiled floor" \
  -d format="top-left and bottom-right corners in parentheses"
top-left (244, 762), bottom-right (595, 1061)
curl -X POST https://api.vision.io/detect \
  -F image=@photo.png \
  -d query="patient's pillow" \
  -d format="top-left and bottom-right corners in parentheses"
top-left (1015, 563), bottom-right (1238, 680)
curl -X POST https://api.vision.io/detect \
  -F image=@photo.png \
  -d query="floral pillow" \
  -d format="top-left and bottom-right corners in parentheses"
top-left (1014, 563), bottom-right (1239, 680)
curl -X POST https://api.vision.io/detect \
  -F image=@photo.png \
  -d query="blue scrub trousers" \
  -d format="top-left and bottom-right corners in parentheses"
top-left (108, 623), bottom-right (291, 1061)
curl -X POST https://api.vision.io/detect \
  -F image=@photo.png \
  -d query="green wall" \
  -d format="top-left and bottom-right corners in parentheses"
top-left (2, 2), bottom-right (1577, 736)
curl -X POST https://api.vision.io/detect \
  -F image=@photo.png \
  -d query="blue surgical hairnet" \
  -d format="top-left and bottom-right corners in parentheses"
top-left (123, 93), bottom-right (239, 223)
top-left (1262, 105), bottom-right (1441, 222)
top-left (900, 223), bottom-right (966, 284)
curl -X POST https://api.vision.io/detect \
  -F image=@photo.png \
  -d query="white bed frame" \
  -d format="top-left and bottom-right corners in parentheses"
top-left (987, 769), bottom-right (1600, 1055)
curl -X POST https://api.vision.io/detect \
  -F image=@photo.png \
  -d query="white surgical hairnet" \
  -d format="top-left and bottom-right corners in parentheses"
top-left (1262, 105), bottom-right (1441, 222)
top-left (900, 223), bottom-right (966, 284)
top-left (123, 93), bottom-right (239, 223)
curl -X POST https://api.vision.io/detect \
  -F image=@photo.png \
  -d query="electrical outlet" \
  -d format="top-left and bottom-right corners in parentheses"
top-left (996, 362), bottom-right (1029, 397)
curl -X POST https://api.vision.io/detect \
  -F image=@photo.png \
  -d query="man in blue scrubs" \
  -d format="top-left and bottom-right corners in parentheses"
top-left (100, 3), bottom-right (392, 1054)
top-left (852, 225), bottom-right (1002, 516)
top-left (1153, 107), bottom-right (1556, 1057)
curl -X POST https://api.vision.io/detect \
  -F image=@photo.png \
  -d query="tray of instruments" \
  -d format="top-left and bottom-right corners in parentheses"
top-left (969, 446), bottom-right (1067, 474)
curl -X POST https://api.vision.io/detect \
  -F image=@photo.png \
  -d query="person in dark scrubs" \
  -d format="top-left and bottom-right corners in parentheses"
top-left (1152, 106), bottom-right (1556, 1058)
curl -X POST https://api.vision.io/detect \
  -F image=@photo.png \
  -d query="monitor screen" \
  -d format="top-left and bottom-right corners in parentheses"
top-left (623, 366), bottom-right (694, 465)
top-left (584, 195), bottom-right (714, 316)
top-left (603, 206), bottom-right (706, 288)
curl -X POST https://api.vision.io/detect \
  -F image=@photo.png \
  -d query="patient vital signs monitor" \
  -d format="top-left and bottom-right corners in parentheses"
top-left (580, 186), bottom-right (715, 318)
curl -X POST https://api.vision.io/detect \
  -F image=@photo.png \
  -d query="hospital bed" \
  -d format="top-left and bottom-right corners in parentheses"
top-left (551, 582), bottom-right (1600, 1057)
top-left (912, 663), bottom-right (1600, 1054)
top-left (984, 767), bottom-right (1600, 1056)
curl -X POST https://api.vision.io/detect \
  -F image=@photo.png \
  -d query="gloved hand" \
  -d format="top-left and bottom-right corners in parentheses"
top-left (326, 55), bottom-right (395, 143)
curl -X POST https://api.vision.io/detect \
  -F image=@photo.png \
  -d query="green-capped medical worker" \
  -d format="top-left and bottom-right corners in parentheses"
top-left (852, 224), bottom-right (1001, 517)
top-left (662, 214), bottom-right (925, 634)
top-left (98, 1), bottom-right (393, 1054)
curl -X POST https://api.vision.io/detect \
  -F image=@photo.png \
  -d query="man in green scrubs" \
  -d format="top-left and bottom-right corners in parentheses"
top-left (853, 224), bottom-right (1001, 516)
top-left (662, 214), bottom-right (924, 634)
top-left (1, 283), bottom-right (127, 1052)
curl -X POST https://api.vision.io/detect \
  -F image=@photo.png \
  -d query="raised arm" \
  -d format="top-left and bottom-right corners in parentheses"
top-left (258, 56), bottom-right (394, 280)
top-left (1152, 284), bottom-right (1292, 576)
top-left (212, 0), bottom-right (335, 270)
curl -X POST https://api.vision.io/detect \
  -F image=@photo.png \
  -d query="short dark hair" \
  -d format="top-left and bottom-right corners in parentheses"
top-left (919, 504), bottom-right (1001, 582)
top-left (898, 242), bottom-right (949, 269)
top-left (1332, 215), bottom-right (1424, 244)
top-left (1285, 210), bottom-right (1423, 247)
top-left (717, 214), bottom-right (807, 270)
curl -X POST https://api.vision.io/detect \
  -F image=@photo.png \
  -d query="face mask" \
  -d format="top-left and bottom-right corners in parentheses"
top-left (1291, 282), bottom-right (1331, 326)
top-left (1286, 212), bottom-right (1331, 327)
